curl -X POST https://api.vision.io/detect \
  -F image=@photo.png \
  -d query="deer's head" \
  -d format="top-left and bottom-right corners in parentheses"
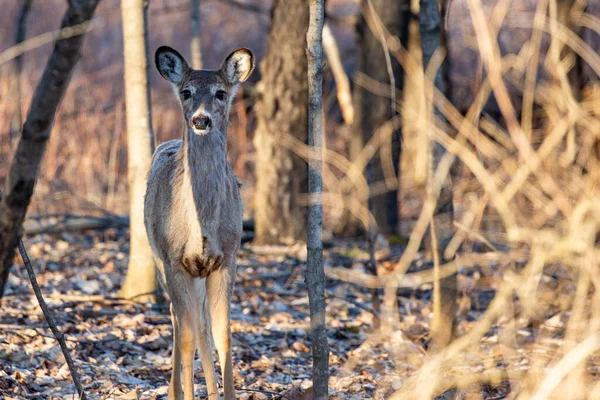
top-left (155, 46), bottom-right (254, 136)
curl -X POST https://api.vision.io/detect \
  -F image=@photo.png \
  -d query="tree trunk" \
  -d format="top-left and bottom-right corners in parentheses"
top-left (306, 1), bottom-right (328, 398)
top-left (347, 0), bottom-right (410, 236)
top-left (420, 0), bottom-right (457, 349)
top-left (253, 0), bottom-right (309, 245)
top-left (119, 0), bottom-right (158, 302)
top-left (190, 0), bottom-right (203, 69)
top-left (9, 0), bottom-right (33, 149)
top-left (580, 1), bottom-right (600, 92)
top-left (0, 0), bottom-right (101, 298)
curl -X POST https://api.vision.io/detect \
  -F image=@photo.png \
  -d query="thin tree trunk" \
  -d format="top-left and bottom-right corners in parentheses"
top-left (420, 0), bottom-right (457, 349)
top-left (190, 0), bottom-right (203, 69)
top-left (306, 1), bottom-right (328, 398)
top-left (253, 0), bottom-right (309, 245)
top-left (0, 0), bottom-right (101, 298)
top-left (346, 0), bottom-right (410, 236)
top-left (119, 0), bottom-right (158, 302)
top-left (9, 0), bottom-right (33, 149)
top-left (18, 238), bottom-right (87, 399)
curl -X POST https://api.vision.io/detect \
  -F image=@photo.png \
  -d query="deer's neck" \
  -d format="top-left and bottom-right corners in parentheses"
top-left (182, 128), bottom-right (227, 180)
top-left (177, 127), bottom-right (228, 226)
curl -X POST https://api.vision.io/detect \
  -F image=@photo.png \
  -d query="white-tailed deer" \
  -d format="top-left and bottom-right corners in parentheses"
top-left (144, 46), bottom-right (254, 400)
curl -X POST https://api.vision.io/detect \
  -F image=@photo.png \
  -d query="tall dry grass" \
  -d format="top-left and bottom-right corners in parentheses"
top-left (317, 0), bottom-right (600, 398)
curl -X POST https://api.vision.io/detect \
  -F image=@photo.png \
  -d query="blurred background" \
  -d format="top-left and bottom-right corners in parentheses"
top-left (0, 0), bottom-right (349, 219)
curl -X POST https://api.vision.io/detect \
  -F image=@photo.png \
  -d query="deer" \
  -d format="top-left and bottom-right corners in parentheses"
top-left (144, 45), bottom-right (254, 400)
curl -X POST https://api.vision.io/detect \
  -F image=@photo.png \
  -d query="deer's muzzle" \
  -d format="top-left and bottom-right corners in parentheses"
top-left (190, 114), bottom-right (212, 134)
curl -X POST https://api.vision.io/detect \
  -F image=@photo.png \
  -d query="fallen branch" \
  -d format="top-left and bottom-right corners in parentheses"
top-left (241, 243), bottom-right (307, 257)
top-left (23, 215), bottom-right (129, 235)
top-left (325, 251), bottom-right (528, 289)
top-left (22, 214), bottom-right (255, 235)
top-left (18, 239), bottom-right (87, 399)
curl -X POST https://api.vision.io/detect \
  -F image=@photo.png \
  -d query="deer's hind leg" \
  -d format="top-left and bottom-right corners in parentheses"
top-left (194, 279), bottom-right (220, 399)
top-left (206, 256), bottom-right (237, 400)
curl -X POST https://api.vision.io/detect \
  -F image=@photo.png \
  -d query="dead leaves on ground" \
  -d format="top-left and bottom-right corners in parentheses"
top-left (0, 232), bottom-right (587, 399)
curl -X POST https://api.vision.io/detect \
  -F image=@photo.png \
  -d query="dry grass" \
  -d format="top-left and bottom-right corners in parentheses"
top-left (344, 1), bottom-right (600, 398)
top-left (266, 0), bottom-right (600, 398)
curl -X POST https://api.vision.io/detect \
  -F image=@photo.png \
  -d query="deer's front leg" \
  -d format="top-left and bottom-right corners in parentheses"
top-left (167, 273), bottom-right (199, 400)
top-left (169, 304), bottom-right (184, 400)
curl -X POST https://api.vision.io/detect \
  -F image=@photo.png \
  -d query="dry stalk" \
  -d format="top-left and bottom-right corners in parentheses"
top-left (18, 239), bottom-right (87, 399)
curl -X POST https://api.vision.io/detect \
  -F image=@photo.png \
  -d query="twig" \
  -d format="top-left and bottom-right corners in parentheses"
top-left (18, 239), bottom-right (87, 400)
top-left (236, 387), bottom-right (295, 400)
top-left (531, 332), bottom-right (600, 400)
top-left (0, 323), bottom-right (47, 330)
top-left (0, 20), bottom-right (97, 66)
top-left (322, 23), bottom-right (354, 125)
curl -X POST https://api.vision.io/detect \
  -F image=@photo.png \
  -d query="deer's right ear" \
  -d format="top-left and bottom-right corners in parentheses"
top-left (155, 46), bottom-right (189, 85)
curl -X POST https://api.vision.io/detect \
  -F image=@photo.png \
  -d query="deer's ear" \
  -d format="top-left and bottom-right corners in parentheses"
top-left (155, 46), bottom-right (190, 85)
top-left (220, 48), bottom-right (255, 85)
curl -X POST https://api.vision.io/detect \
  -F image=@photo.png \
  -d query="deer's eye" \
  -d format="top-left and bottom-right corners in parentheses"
top-left (215, 90), bottom-right (227, 101)
top-left (181, 90), bottom-right (192, 100)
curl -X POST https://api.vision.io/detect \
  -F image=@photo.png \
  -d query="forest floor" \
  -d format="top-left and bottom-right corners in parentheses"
top-left (0, 228), bottom-right (576, 400)
top-left (0, 229), bottom-right (399, 399)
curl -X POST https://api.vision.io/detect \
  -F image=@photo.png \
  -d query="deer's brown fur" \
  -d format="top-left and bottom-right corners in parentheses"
top-left (144, 46), bottom-right (254, 400)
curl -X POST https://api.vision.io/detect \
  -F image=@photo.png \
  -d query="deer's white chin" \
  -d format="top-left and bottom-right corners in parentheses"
top-left (192, 128), bottom-right (210, 136)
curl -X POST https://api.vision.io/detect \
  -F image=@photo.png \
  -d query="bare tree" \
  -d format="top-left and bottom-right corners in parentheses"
top-left (306, 0), bottom-right (328, 398)
top-left (119, 0), bottom-right (158, 302)
top-left (348, 0), bottom-right (410, 236)
top-left (190, 0), bottom-right (203, 69)
top-left (420, 0), bottom-right (457, 348)
top-left (9, 0), bottom-right (33, 149)
top-left (0, 0), bottom-right (102, 297)
top-left (253, 0), bottom-right (309, 245)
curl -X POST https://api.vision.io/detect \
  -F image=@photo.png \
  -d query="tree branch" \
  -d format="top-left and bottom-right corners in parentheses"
top-left (18, 239), bottom-right (87, 399)
top-left (0, 0), bottom-right (102, 297)
top-left (9, 0), bottom-right (33, 148)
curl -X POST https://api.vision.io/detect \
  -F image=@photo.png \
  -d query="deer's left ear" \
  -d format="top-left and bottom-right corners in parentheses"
top-left (220, 48), bottom-right (255, 85)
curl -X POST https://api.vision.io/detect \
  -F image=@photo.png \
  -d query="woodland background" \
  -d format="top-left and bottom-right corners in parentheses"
top-left (1, 0), bottom-right (600, 399)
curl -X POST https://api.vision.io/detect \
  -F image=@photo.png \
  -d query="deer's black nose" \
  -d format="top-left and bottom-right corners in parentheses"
top-left (191, 115), bottom-right (212, 131)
